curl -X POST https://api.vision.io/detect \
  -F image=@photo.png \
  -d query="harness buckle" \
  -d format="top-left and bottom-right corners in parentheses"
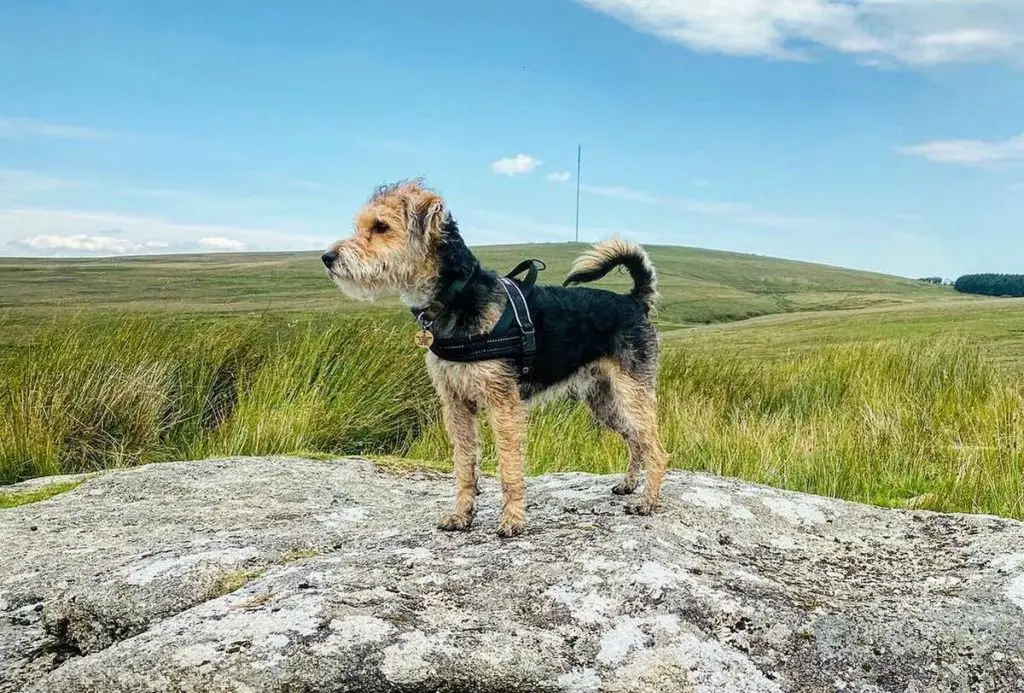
top-left (415, 311), bottom-right (434, 331)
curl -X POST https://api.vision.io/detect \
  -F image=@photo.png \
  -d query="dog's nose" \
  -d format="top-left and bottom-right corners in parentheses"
top-left (321, 250), bottom-right (338, 268)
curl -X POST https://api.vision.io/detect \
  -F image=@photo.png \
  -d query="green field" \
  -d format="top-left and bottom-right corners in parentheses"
top-left (0, 242), bottom-right (947, 328)
top-left (2, 243), bottom-right (1022, 520)
top-left (670, 297), bottom-right (1024, 371)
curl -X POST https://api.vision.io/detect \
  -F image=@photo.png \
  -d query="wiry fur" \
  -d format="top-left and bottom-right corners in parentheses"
top-left (564, 237), bottom-right (660, 314)
top-left (323, 179), bottom-right (669, 537)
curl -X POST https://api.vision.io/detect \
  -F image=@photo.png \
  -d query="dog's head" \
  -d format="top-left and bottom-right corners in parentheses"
top-left (322, 179), bottom-right (449, 304)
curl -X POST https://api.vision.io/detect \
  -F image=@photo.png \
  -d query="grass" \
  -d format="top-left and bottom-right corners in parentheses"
top-left (0, 480), bottom-right (84, 509)
top-left (1, 245), bottom-right (1021, 520)
top-left (2, 312), bottom-right (1022, 518)
top-left (409, 339), bottom-right (1024, 517)
top-left (668, 297), bottom-right (1024, 372)
top-left (0, 243), bottom-right (947, 331)
top-left (0, 313), bottom-right (433, 483)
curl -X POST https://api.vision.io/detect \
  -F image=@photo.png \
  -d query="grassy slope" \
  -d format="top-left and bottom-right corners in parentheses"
top-left (0, 242), bottom-right (946, 330)
top-left (669, 297), bottom-right (1024, 371)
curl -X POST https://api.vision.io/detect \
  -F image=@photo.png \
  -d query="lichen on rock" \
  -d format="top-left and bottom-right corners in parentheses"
top-left (0, 457), bottom-right (1022, 692)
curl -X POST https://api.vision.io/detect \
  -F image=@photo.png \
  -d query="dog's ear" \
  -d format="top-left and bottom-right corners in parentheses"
top-left (406, 193), bottom-right (448, 242)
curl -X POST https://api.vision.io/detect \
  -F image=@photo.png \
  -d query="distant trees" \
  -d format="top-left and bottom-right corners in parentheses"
top-left (917, 277), bottom-right (944, 285)
top-left (954, 274), bottom-right (1024, 297)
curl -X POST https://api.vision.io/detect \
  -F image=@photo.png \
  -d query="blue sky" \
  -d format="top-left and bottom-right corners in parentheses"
top-left (1, 0), bottom-right (1022, 278)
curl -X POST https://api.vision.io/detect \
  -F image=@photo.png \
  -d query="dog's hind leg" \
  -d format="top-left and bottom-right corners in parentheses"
top-left (437, 391), bottom-right (480, 532)
top-left (589, 359), bottom-right (668, 515)
top-left (584, 373), bottom-right (644, 496)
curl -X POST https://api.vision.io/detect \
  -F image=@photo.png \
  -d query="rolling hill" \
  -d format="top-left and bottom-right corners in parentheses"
top-left (0, 242), bottom-right (949, 329)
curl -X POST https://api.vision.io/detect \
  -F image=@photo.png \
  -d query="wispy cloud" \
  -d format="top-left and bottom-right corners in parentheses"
top-left (198, 236), bottom-right (247, 251)
top-left (0, 116), bottom-right (111, 141)
top-left (582, 183), bottom-right (818, 229)
top-left (490, 154), bottom-right (542, 176)
top-left (0, 207), bottom-right (298, 257)
top-left (0, 169), bottom-right (82, 194)
top-left (545, 171), bottom-right (572, 183)
top-left (575, 0), bottom-right (1024, 67)
top-left (10, 233), bottom-right (243, 256)
top-left (895, 133), bottom-right (1024, 166)
top-left (583, 184), bottom-right (662, 205)
top-left (12, 234), bottom-right (146, 254)
top-left (464, 208), bottom-right (643, 245)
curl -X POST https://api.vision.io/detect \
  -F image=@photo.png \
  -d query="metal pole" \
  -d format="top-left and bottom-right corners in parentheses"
top-left (574, 144), bottom-right (581, 244)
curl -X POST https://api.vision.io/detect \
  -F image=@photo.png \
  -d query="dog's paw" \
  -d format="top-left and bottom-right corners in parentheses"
top-left (625, 499), bottom-right (657, 516)
top-left (496, 518), bottom-right (525, 538)
top-left (611, 479), bottom-right (638, 496)
top-left (438, 513), bottom-right (474, 532)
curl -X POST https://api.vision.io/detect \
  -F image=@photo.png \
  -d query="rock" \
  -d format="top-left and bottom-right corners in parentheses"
top-left (0, 457), bottom-right (1021, 692)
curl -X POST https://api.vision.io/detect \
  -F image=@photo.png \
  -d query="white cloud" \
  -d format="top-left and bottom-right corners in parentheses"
top-left (9, 233), bottom-right (245, 256)
top-left (14, 234), bottom-right (143, 254)
top-left (0, 207), bottom-right (304, 257)
top-left (895, 133), bottom-right (1024, 165)
top-left (490, 154), bottom-right (542, 176)
top-left (0, 117), bottom-right (110, 140)
top-left (575, 0), bottom-right (1024, 66)
top-left (545, 171), bottom-right (572, 182)
top-left (582, 183), bottom-right (818, 229)
top-left (197, 237), bottom-right (247, 251)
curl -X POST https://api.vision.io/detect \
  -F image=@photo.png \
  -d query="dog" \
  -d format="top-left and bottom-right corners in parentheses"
top-left (322, 179), bottom-right (668, 537)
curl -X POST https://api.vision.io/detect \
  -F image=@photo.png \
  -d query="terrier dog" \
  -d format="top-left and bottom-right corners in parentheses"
top-left (322, 179), bottom-right (668, 537)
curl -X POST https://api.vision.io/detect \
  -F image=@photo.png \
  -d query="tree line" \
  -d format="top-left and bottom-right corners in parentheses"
top-left (953, 274), bottom-right (1024, 297)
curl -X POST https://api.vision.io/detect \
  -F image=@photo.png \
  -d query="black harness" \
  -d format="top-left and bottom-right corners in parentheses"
top-left (412, 259), bottom-right (545, 376)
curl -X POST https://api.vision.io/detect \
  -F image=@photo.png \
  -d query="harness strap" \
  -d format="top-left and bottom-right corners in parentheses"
top-left (419, 258), bottom-right (544, 376)
top-left (493, 258), bottom-right (545, 335)
top-left (498, 277), bottom-right (535, 376)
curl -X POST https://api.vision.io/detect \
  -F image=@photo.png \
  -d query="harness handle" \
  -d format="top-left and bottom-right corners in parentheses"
top-left (505, 258), bottom-right (546, 292)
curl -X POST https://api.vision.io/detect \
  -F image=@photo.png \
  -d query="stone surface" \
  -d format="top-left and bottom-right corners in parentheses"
top-left (0, 457), bottom-right (1022, 692)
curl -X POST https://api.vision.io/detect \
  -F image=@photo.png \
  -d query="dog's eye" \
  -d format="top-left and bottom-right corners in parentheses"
top-left (371, 220), bottom-right (390, 235)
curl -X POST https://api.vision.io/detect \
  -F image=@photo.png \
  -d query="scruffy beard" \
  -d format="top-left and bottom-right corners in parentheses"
top-left (331, 275), bottom-right (380, 302)
top-left (325, 255), bottom-right (437, 306)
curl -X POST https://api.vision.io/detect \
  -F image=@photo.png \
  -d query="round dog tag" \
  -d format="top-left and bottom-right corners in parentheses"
top-left (414, 330), bottom-right (434, 349)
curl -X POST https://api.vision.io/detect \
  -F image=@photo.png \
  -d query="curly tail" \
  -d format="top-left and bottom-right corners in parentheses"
top-left (562, 238), bottom-right (659, 314)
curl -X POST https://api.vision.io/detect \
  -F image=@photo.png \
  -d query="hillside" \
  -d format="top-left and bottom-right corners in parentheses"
top-left (0, 242), bottom-right (948, 329)
top-left (668, 296), bottom-right (1024, 371)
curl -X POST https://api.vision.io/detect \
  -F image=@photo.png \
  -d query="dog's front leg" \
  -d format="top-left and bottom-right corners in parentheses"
top-left (486, 384), bottom-right (527, 538)
top-left (437, 393), bottom-right (479, 532)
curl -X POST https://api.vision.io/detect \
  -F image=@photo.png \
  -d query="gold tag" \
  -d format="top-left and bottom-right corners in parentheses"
top-left (414, 330), bottom-right (434, 348)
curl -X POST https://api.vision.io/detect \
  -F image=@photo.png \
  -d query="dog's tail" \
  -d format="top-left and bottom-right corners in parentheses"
top-left (563, 238), bottom-right (659, 314)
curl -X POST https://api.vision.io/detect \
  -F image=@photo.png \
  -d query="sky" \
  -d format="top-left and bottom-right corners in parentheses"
top-left (1, 0), bottom-right (1023, 279)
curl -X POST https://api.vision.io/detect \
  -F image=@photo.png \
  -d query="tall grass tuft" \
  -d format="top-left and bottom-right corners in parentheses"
top-left (0, 314), bottom-right (434, 483)
top-left (2, 316), bottom-right (1022, 520)
top-left (411, 339), bottom-right (1024, 519)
